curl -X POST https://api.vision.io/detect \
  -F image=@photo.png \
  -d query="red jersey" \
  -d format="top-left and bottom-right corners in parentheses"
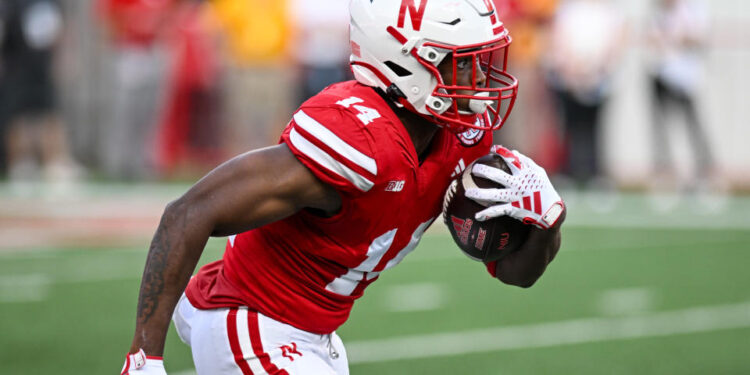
top-left (186, 81), bottom-right (492, 334)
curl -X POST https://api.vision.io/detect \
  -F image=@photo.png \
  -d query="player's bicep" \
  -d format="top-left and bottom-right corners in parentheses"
top-left (179, 144), bottom-right (340, 237)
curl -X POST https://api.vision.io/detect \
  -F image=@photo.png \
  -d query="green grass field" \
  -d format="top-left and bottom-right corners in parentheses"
top-left (1, 193), bottom-right (749, 374)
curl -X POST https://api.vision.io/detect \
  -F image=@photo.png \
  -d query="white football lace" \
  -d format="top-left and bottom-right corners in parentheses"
top-left (442, 179), bottom-right (458, 216)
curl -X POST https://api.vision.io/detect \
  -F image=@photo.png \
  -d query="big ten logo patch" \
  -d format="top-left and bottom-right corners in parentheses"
top-left (385, 180), bottom-right (406, 192)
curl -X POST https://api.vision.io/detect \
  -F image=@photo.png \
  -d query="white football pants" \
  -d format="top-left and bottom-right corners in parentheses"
top-left (173, 294), bottom-right (349, 375)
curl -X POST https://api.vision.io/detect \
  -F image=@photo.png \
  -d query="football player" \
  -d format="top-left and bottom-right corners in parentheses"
top-left (121, 0), bottom-right (565, 374)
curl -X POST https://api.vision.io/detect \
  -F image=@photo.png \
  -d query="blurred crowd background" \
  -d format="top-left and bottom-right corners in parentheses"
top-left (0, 0), bottom-right (748, 197)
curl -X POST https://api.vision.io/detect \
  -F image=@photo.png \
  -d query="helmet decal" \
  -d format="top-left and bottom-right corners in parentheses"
top-left (349, 0), bottom-right (518, 132)
top-left (398, 0), bottom-right (430, 31)
top-left (351, 41), bottom-right (362, 58)
top-left (482, 0), bottom-right (496, 19)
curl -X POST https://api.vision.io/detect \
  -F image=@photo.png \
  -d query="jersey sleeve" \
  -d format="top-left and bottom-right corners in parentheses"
top-left (280, 106), bottom-right (379, 196)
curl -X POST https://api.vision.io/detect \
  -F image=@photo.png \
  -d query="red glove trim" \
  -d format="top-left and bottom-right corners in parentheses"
top-left (485, 260), bottom-right (498, 278)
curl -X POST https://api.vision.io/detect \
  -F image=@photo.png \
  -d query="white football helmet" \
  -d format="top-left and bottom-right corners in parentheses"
top-left (349, 0), bottom-right (518, 132)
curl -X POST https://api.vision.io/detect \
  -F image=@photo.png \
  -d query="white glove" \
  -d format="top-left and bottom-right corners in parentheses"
top-left (121, 349), bottom-right (167, 375)
top-left (465, 146), bottom-right (565, 229)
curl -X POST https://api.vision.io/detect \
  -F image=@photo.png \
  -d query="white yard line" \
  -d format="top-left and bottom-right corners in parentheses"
top-left (406, 234), bottom-right (745, 264)
top-left (162, 301), bottom-right (750, 372)
top-left (0, 271), bottom-right (138, 303)
top-left (0, 274), bottom-right (51, 303)
top-left (598, 287), bottom-right (656, 316)
top-left (426, 215), bottom-right (750, 233)
top-left (382, 283), bottom-right (446, 312)
top-left (0, 228), bottom-right (740, 293)
top-left (561, 218), bottom-right (750, 231)
top-left (345, 301), bottom-right (750, 364)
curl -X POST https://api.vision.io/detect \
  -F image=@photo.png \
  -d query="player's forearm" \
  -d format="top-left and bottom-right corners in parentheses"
top-left (130, 198), bottom-right (211, 356)
top-left (495, 224), bottom-right (563, 288)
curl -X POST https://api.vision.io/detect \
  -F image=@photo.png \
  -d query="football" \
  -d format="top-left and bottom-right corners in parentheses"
top-left (442, 153), bottom-right (531, 262)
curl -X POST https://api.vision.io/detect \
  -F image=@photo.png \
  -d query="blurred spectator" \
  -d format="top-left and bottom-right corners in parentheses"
top-left (0, 1), bottom-right (8, 173)
top-left (494, 0), bottom-right (562, 172)
top-left (544, 0), bottom-right (624, 188)
top-left (495, 0), bottom-right (558, 68)
top-left (0, 0), bottom-right (81, 184)
top-left (211, 0), bottom-right (292, 154)
top-left (96, 0), bottom-right (174, 180)
top-left (287, 0), bottom-right (351, 106)
top-left (153, 1), bottom-right (223, 177)
top-left (648, 0), bottom-right (714, 188)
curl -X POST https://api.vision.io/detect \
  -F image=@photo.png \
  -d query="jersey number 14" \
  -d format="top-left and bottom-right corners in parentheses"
top-left (325, 220), bottom-right (433, 296)
top-left (337, 96), bottom-right (381, 125)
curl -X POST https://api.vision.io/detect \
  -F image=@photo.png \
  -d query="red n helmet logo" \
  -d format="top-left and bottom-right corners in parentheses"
top-left (398, 0), bottom-right (429, 31)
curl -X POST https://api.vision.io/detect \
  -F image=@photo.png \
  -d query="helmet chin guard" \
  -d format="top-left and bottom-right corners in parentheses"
top-left (349, 0), bottom-right (518, 132)
top-left (421, 37), bottom-right (519, 132)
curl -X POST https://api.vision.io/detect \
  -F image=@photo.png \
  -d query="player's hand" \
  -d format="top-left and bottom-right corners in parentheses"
top-left (121, 349), bottom-right (167, 375)
top-left (465, 145), bottom-right (565, 229)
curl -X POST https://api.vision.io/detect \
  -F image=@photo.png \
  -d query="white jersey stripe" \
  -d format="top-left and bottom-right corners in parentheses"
top-left (293, 110), bottom-right (377, 175)
top-left (235, 308), bottom-right (268, 375)
top-left (290, 128), bottom-right (374, 192)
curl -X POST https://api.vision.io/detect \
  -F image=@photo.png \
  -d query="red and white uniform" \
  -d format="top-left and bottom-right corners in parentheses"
top-left (185, 81), bottom-right (492, 335)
